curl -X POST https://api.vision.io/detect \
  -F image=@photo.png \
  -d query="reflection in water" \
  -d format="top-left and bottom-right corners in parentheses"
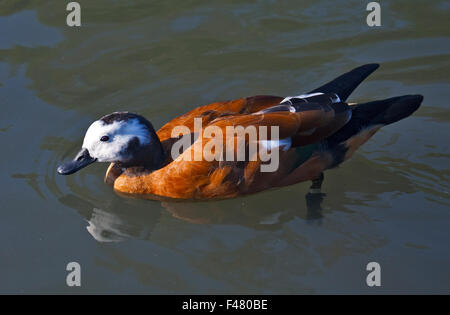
top-left (58, 193), bottom-right (162, 242)
top-left (88, 208), bottom-right (133, 242)
top-left (160, 192), bottom-right (326, 228)
top-left (305, 193), bottom-right (325, 223)
top-left (57, 190), bottom-right (326, 243)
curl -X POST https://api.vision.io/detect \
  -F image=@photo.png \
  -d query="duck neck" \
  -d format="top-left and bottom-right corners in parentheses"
top-left (119, 132), bottom-right (167, 172)
top-left (147, 136), bottom-right (167, 171)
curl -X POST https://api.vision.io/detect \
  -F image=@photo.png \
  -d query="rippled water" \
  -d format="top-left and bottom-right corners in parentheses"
top-left (0, 0), bottom-right (449, 293)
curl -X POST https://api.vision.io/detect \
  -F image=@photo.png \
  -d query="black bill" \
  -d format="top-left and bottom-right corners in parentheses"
top-left (57, 148), bottom-right (97, 175)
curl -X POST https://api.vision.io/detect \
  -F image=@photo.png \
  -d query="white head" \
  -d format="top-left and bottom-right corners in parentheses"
top-left (82, 118), bottom-right (151, 163)
top-left (58, 112), bottom-right (165, 175)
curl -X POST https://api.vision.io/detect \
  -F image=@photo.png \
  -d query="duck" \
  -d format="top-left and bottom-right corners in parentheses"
top-left (57, 64), bottom-right (423, 200)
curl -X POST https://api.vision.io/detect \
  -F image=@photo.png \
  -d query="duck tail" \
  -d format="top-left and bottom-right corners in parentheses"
top-left (358, 94), bottom-right (424, 126)
top-left (309, 63), bottom-right (380, 102)
top-left (325, 94), bottom-right (424, 167)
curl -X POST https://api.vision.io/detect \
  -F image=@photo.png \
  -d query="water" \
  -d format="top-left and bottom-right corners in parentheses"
top-left (0, 0), bottom-right (449, 294)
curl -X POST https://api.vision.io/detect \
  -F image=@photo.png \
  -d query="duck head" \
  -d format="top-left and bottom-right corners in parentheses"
top-left (57, 112), bottom-right (165, 175)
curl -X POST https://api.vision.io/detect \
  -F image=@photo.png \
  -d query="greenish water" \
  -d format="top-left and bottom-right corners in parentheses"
top-left (0, 0), bottom-right (449, 294)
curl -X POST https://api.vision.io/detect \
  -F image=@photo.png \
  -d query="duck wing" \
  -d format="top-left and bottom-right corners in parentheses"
top-left (308, 63), bottom-right (379, 101)
top-left (157, 95), bottom-right (284, 142)
top-left (152, 110), bottom-right (310, 199)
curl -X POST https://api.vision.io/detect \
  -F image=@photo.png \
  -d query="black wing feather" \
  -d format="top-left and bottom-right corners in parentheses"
top-left (308, 63), bottom-right (380, 101)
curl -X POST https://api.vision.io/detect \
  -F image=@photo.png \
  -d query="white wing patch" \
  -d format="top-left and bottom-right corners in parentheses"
top-left (280, 92), bottom-right (324, 104)
top-left (280, 92), bottom-right (341, 105)
top-left (259, 137), bottom-right (292, 152)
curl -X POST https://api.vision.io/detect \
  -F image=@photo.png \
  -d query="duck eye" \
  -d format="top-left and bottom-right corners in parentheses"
top-left (100, 135), bottom-right (110, 142)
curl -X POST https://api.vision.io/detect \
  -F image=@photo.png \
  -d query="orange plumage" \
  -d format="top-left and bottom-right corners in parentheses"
top-left (58, 64), bottom-right (423, 200)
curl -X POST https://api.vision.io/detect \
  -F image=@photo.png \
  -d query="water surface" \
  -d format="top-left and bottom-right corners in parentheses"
top-left (0, 0), bottom-right (449, 293)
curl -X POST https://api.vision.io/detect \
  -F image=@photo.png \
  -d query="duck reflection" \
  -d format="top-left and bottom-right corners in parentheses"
top-left (160, 191), bottom-right (325, 227)
top-left (58, 193), bottom-right (162, 242)
top-left (58, 187), bottom-right (326, 242)
top-left (87, 208), bottom-right (139, 242)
